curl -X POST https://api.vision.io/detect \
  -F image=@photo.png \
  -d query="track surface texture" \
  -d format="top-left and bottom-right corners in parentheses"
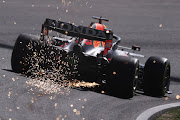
top-left (0, 0), bottom-right (180, 120)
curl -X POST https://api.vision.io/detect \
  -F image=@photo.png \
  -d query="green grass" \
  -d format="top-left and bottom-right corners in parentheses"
top-left (156, 108), bottom-right (180, 120)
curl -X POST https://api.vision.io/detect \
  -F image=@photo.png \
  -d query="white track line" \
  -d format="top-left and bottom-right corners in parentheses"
top-left (136, 102), bottom-right (180, 120)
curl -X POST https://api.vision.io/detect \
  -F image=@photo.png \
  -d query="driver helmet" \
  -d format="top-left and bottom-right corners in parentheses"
top-left (90, 23), bottom-right (107, 31)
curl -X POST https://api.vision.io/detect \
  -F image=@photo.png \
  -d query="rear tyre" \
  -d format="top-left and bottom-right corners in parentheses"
top-left (11, 33), bottom-right (40, 74)
top-left (107, 56), bottom-right (139, 99)
top-left (143, 56), bottom-right (170, 96)
top-left (11, 33), bottom-right (79, 80)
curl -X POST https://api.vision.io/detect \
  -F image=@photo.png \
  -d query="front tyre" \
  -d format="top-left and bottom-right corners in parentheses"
top-left (143, 56), bottom-right (170, 96)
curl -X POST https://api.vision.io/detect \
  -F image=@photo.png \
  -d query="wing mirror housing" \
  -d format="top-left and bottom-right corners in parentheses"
top-left (132, 45), bottom-right (141, 51)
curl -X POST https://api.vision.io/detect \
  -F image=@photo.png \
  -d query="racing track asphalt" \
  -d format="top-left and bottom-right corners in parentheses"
top-left (0, 0), bottom-right (180, 120)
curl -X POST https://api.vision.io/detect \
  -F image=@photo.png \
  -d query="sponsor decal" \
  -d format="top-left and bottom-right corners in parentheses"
top-left (60, 43), bottom-right (68, 48)
top-left (60, 44), bottom-right (63, 47)
top-left (44, 19), bottom-right (113, 40)
top-left (102, 41), bottom-right (105, 47)
top-left (93, 41), bottom-right (101, 48)
top-left (84, 39), bottom-right (92, 45)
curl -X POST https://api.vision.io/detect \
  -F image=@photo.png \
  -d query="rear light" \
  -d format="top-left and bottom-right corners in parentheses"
top-left (106, 30), bottom-right (110, 34)
top-left (105, 28), bottom-right (112, 34)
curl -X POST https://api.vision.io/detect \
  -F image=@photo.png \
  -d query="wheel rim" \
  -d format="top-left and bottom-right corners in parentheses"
top-left (133, 67), bottom-right (139, 91)
top-left (164, 65), bottom-right (170, 92)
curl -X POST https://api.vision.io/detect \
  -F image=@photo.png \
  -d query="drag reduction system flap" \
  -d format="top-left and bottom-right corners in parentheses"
top-left (43, 18), bottom-right (113, 41)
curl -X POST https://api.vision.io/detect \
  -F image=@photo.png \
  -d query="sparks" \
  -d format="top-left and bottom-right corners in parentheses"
top-left (54, 103), bottom-right (58, 109)
top-left (12, 78), bottom-right (15, 81)
top-left (8, 91), bottom-right (11, 98)
top-left (70, 104), bottom-right (73, 107)
top-left (176, 95), bottom-right (180, 99)
top-left (101, 91), bottom-right (105, 94)
top-left (84, 98), bottom-right (87, 102)
top-left (73, 109), bottom-right (77, 112)
top-left (165, 97), bottom-right (168, 100)
top-left (76, 111), bottom-right (80, 115)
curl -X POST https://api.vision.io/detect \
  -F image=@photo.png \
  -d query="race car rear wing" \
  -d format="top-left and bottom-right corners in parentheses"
top-left (41, 18), bottom-right (113, 41)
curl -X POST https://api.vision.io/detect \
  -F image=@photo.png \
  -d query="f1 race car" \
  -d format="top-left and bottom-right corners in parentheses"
top-left (11, 16), bottom-right (171, 98)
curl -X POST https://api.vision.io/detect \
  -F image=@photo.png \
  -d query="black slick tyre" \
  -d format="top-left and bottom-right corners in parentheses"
top-left (143, 56), bottom-right (170, 96)
top-left (107, 56), bottom-right (139, 99)
top-left (11, 33), bottom-right (40, 73)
